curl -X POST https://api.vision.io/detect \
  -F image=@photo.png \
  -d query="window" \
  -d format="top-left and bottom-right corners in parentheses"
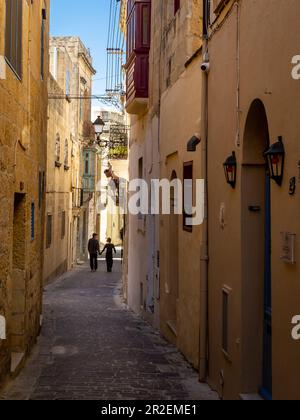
top-left (84, 152), bottom-right (90, 175)
top-left (222, 290), bottom-right (229, 354)
top-left (50, 47), bottom-right (58, 79)
top-left (5, 0), bottom-right (23, 78)
top-left (38, 170), bottom-right (45, 209)
top-left (64, 139), bottom-right (69, 168)
top-left (138, 157), bottom-right (143, 179)
top-left (142, 5), bottom-right (150, 46)
top-left (183, 162), bottom-right (193, 232)
top-left (166, 58), bottom-right (172, 87)
top-left (41, 8), bottom-right (46, 79)
top-left (138, 157), bottom-right (144, 220)
top-left (61, 211), bottom-right (66, 239)
top-left (80, 89), bottom-right (84, 120)
top-left (66, 69), bottom-right (71, 96)
top-left (46, 214), bottom-right (52, 248)
top-left (126, 0), bottom-right (151, 60)
top-left (55, 134), bottom-right (61, 163)
top-left (174, 0), bottom-right (180, 15)
top-left (31, 203), bottom-right (35, 241)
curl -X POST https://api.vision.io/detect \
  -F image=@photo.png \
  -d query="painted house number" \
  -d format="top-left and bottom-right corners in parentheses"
top-left (292, 316), bottom-right (300, 340)
top-left (292, 56), bottom-right (300, 80)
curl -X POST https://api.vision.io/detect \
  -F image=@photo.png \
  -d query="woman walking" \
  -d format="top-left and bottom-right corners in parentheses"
top-left (100, 238), bottom-right (117, 273)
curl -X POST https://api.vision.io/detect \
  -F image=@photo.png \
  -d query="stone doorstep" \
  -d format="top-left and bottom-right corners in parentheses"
top-left (10, 352), bottom-right (25, 374)
top-left (240, 393), bottom-right (264, 401)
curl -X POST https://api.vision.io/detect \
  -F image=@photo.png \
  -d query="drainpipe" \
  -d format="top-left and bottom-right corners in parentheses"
top-left (199, 3), bottom-right (209, 382)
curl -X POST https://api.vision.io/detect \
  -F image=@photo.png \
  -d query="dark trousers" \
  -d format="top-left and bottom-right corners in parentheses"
top-left (90, 253), bottom-right (98, 271)
top-left (106, 258), bottom-right (113, 272)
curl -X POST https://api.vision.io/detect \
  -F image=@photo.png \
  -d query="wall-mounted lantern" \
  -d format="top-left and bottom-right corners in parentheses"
top-left (264, 136), bottom-right (285, 186)
top-left (223, 151), bottom-right (237, 189)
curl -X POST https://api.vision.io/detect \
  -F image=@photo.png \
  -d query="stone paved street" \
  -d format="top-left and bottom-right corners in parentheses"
top-left (1, 260), bottom-right (217, 401)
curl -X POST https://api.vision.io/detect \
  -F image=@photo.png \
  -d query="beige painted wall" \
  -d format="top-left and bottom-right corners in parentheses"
top-left (207, 0), bottom-right (300, 400)
top-left (160, 54), bottom-right (203, 368)
top-left (124, 0), bottom-right (204, 363)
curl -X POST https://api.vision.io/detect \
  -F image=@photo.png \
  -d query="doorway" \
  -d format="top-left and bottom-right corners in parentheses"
top-left (241, 99), bottom-right (272, 398)
top-left (168, 171), bottom-right (179, 334)
top-left (12, 193), bottom-right (26, 353)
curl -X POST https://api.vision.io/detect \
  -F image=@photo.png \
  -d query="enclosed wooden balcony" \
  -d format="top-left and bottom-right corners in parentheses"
top-left (125, 0), bottom-right (151, 115)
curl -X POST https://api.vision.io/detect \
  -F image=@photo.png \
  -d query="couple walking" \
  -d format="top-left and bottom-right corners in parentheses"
top-left (88, 234), bottom-right (116, 273)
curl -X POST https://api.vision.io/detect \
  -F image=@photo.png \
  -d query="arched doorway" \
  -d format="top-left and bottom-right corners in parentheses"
top-left (241, 99), bottom-right (272, 399)
top-left (168, 171), bottom-right (179, 334)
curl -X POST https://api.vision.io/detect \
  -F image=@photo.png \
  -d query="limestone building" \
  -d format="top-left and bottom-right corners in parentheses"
top-left (204, 0), bottom-right (300, 400)
top-left (0, 0), bottom-right (49, 380)
top-left (122, 0), bottom-right (204, 360)
top-left (43, 41), bottom-right (74, 283)
top-left (123, 0), bottom-right (300, 400)
top-left (45, 37), bottom-right (96, 281)
top-left (92, 108), bottom-right (129, 247)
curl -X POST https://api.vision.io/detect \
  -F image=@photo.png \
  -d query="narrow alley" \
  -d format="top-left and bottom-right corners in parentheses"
top-left (1, 0), bottom-right (300, 402)
top-left (0, 258), bottom-right (217, 401)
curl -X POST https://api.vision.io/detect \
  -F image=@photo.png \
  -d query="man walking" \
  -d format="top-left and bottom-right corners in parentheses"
top-left (88, 233), bottom-right (100, 272)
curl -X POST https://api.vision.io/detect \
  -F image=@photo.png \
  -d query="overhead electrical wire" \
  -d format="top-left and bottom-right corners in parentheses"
top-left (106, 0), bottom-right (125, 97)
top-left (49, 1), bottom-right (125, 111)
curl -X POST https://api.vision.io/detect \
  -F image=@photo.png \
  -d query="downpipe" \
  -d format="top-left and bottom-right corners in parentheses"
top-left (199, 37), bottom-right (209, 383)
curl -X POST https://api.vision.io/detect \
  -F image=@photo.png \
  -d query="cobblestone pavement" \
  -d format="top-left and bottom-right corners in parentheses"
top-left (1, 260), bottom-right (218, 401)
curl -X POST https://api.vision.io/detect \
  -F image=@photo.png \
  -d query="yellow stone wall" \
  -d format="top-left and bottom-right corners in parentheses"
top-left (0, 0), bottom-right (49, 380)
top-left (43, 61), bottom-right (73, 283)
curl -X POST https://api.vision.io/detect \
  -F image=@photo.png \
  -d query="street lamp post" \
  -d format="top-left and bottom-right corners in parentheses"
top-left (93, 116), bottom-right (108, 148)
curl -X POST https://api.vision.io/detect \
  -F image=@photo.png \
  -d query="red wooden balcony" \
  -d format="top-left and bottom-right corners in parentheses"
top-left (125, 0), bottom-right (151, 115)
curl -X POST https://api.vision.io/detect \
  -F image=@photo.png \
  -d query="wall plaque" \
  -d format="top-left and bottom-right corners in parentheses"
top-left (280, 232), bottom-right (296, 264)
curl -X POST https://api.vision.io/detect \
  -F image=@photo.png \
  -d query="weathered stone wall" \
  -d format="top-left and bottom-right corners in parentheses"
top-left (43, 67), bottom-right (73, 284)
top-left (0, 0), bottom-right (49, 381)
top-left (48, 37), bottom-right (96, 264)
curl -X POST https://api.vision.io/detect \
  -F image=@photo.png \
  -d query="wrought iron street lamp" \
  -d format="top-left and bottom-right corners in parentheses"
top-left (93, 116), bottom-right (105, 138)
top-left (264, 136), bottom-right (285, 186)
top-left (223, 151), bottom-right (237, 189)
top-left (93, 116), bottom-right (108, 148)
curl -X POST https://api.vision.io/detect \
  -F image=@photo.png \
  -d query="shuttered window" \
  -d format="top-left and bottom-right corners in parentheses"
top-left (5, 0), bottom-right (23, 79)
top-left (61, 211), bottom-right (66, 239)
top-left (46, 215), bottom-right (53, 249)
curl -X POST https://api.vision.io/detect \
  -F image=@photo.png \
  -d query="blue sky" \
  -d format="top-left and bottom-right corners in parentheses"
top-left (50, 0), bottom-right (111, 96)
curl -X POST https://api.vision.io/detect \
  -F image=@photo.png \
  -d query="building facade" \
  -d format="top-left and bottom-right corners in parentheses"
top-left (44, 43), bottom-right (73, 283)
top-left (205, 0), bottom-right (300, 400)
top-left (0, 0), bottom-right (49, 379)
top-left (45, 37), bottom-right (96, 279)
top-left (158, 0), bottom-right (203, 369)
top-left (92, 108), bottom-right (129, 247)
top-left (123, 0), bottom-right (300, 400)
top-left (122, 0), bottom-right (161, 328)
top-left (122, 0), bottom-right (205, 361)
